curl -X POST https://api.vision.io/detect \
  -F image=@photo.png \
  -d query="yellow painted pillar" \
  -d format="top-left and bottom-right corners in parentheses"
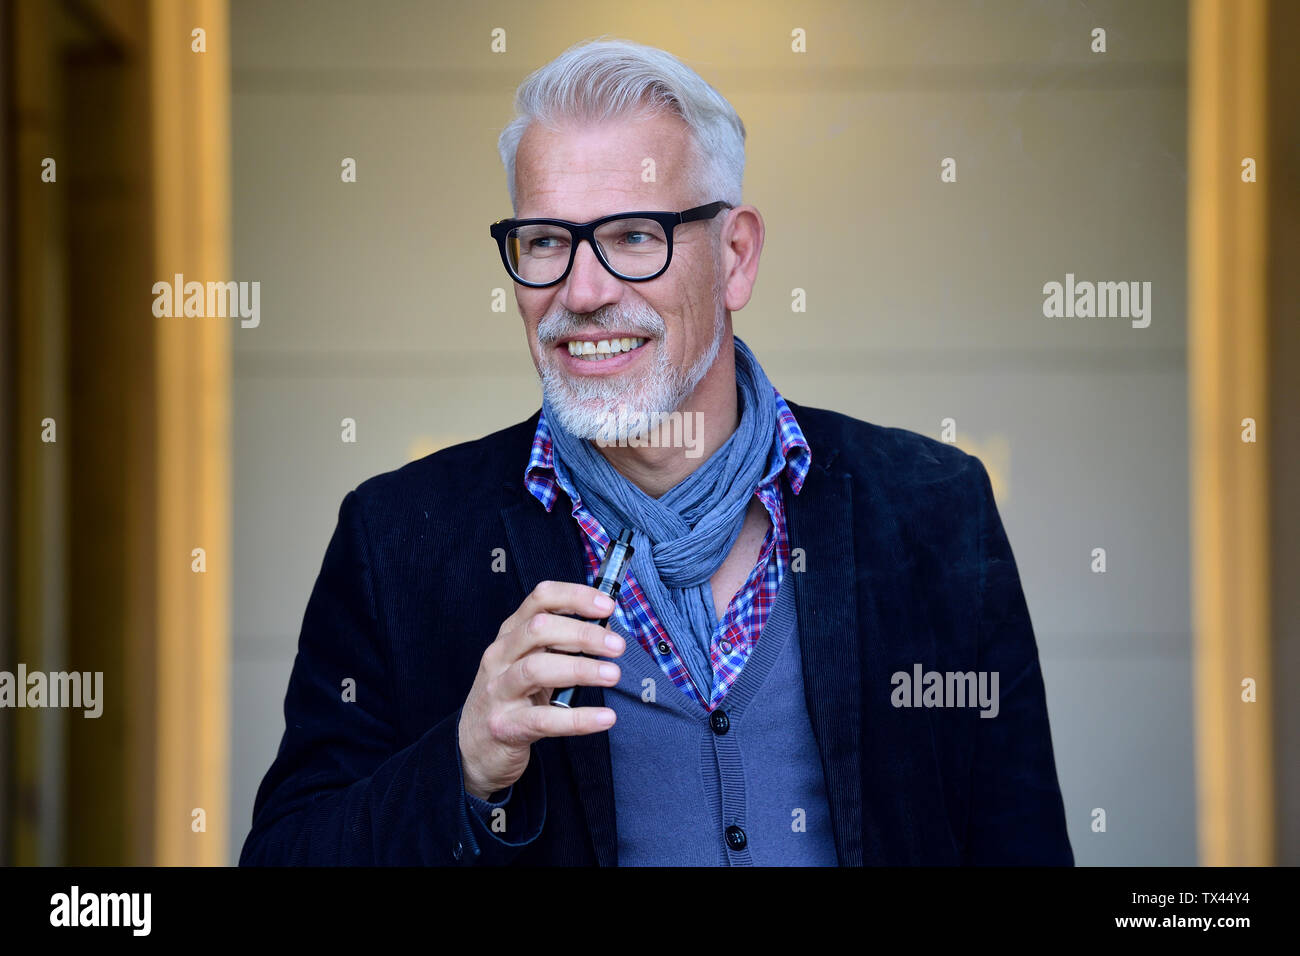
top-left (1188, 0), bottom-right (1275, 866)
top-left (146, 0), bottom-right (231, 866)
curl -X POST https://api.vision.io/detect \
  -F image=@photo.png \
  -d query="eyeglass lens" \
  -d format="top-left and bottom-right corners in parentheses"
top-left (505, 217), bottom-right (668, 284)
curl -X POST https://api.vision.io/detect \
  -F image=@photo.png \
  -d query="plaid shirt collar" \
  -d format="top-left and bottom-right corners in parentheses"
top-left (524, 387), bottom-right (811, 512)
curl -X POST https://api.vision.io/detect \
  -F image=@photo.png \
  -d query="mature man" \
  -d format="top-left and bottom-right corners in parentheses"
top-left (241, 38), bottom-right (1072, 866)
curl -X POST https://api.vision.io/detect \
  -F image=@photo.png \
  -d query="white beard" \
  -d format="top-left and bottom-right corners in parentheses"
top-left (537, 294), bottom-right (726, 443)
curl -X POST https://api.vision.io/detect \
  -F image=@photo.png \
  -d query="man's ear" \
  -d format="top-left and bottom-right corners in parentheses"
top-left (721, 205), bottom-right (764, 312)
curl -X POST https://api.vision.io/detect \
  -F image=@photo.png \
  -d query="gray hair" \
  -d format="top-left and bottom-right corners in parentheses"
top-left (497, 36), bottom-right (746, 215)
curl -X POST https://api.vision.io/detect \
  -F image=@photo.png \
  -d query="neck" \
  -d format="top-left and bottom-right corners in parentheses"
top-left (591, 334), bottom-right (738, 498)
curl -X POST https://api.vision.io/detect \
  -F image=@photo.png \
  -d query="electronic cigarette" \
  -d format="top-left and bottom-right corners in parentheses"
top-left (550, 527), bottom-right (635, 708)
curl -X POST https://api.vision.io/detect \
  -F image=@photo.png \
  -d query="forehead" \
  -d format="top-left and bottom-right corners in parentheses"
top-left (514, 111), bottom-right (696, 219)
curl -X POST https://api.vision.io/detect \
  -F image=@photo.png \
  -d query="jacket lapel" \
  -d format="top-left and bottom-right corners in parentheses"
top-left (787, 403), bottom-right (939, 865)
top-left (782, 448), bottom-right (866, 866)
top-left (499, 493), bottom-right (620, 866)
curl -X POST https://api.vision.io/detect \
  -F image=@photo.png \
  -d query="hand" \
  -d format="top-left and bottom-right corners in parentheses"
top-left (457, 580), bottom-right (624, 800)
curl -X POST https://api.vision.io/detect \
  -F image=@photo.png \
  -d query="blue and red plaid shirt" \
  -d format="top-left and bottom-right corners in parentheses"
top-left (524, 388), bottom-right (811, 713)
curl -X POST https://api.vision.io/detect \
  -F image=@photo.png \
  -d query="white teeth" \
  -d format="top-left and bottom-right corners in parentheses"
top-left (566, 337), bottom-right (647, 359)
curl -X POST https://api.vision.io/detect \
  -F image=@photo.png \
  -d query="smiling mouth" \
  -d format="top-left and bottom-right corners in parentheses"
top-left (564, 336), bottom-right (650, 362)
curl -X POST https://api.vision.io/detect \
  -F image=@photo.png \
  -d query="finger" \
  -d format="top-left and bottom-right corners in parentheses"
top-left (514, 612), bottom-right (625, 660)
top-left (518, 702), bottom-right (618, 741)
top-left (500, 580), bottom-right (616, 650)
top-left (498, 648), bottom-right (621, 700)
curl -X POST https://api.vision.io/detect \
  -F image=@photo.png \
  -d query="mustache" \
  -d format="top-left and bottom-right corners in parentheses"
top-left (536, 304), bottom-right (664, 346)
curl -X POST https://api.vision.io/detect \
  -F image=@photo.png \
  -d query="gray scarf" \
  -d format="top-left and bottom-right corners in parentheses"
top-left (545, 335), bottom-right (778, 691)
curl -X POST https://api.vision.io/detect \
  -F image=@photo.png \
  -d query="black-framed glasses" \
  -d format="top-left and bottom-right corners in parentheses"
top-left (489, 200), bottom-right (732, 288)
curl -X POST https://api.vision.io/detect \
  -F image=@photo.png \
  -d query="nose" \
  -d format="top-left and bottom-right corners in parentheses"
top-left (558, 236), bottom-right (623, 315)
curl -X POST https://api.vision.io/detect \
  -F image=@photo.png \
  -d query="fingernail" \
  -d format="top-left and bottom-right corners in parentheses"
top-left (595, 594), bottom-right (615, 612)
top-left (596, 709), bottom-right (615, 726)
top-left (604, 633), bottom-right (624, 651)
top-left (599, 663), bottom-right (619, 680)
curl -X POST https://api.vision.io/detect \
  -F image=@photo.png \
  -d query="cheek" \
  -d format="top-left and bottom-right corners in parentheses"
top-left (518, 298), bottom-right (547, 340)
top-left (519, 299), bottom-right (539, 326)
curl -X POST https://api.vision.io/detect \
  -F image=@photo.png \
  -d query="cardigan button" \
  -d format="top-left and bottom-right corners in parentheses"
top-left (709, 709), bottom-right (730, 736)
top-left (725, 825), bottom-right (747, 851)
top-left (452, 840), bottom-right (464, 861)
top-left (656, 640), bottom-right (670, 655)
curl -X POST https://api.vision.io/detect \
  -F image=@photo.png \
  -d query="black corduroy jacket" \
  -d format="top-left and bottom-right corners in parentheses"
top-left (239, 400), bottom-right (1074, 866)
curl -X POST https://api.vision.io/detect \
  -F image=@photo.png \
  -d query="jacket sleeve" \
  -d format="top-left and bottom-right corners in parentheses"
top-left (238, 490), bottom-right (545, 866)
top-left (962, 459), bottom-right (1074, 865)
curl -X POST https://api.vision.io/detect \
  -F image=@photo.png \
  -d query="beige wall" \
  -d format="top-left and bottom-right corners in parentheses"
top-left (230, 0), bottom-right (1194, 864)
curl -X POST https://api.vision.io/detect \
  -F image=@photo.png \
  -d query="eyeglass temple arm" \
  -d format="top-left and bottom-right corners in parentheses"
top-left (678, 200), bottom-right (734, 225)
